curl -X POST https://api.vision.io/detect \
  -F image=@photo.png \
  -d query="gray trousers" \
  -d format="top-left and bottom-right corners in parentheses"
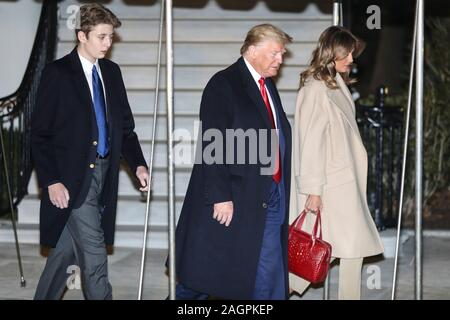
top-left (34, 158), bottom-right (112, 300)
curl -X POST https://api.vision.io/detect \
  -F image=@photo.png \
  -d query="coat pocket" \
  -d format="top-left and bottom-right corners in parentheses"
top-left (324, 166), bottom-right (355, 189)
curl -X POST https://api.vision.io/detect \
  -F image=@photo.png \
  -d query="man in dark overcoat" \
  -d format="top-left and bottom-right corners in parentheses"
top-left (175, 24), bottom-right (292, 300)
top-left (31, 4), bottom-right (149, 299)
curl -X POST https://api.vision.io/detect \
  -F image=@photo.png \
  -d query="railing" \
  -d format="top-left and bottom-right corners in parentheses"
top-left (0, 0), bottom-right (58, 217)
top-left (356, 87), bottom-right (405, 230)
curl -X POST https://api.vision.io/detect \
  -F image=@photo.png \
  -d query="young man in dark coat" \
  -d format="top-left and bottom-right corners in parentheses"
top-left (32, 4), bottom-right (149, 299)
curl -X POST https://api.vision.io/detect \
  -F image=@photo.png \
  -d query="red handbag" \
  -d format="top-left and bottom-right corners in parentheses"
top-left (288, 209), bottom-right (332, 283)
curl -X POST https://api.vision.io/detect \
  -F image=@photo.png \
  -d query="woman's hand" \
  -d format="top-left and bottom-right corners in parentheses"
top-left (305, 195), bottom-right (322, 214)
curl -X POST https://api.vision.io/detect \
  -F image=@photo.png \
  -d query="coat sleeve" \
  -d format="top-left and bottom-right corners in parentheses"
top-left (116, 65), bottom-right (147, 174)
top-left (294, 83), bottom-right (330, 196)
top-left (30, 64), bottom-right (61, 188)
top-left (200, 74), bottom-right (233, 205)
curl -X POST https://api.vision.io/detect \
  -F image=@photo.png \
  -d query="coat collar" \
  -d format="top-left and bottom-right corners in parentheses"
top-left (336, 72), bottom-right (355, 112)
top-left (69, 47), bottom-right (94, 112)
top-left (327, 73), bottom-right (360, 137)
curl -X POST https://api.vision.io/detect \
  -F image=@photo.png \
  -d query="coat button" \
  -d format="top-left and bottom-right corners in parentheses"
top-left (89, 163), bottom-right (95, 169)
top-left (262, 202), bottom-right (268, 209)
top-left (93, 141), bottom-right (98, 146)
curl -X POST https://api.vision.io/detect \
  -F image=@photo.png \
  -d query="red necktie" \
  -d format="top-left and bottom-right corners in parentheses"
top-left (258, 77), bottom-right (281, 184)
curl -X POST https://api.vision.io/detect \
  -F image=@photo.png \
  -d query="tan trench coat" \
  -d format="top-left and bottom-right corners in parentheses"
top-left (288, 73), bottom-right (384, 288)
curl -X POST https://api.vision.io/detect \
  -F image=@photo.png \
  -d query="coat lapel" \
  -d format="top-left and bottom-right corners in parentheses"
top-left (238, 58), bottom-right (272, 129)
top-left (336, 72), bottom-right (355, 113)
top-left (266, 78), bottom-right (291, 139)
top-left (265, 78), bottom-right (282, 115)
top-left (327, 73), bottom-right (360, 137)
top-left (69, 48), bottom-right (94, 117)
top-left (266, 77), bottom-right (292, 170)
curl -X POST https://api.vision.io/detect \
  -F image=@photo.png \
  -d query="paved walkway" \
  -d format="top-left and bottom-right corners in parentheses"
top-left (1, 232), bottom-right (449, 300)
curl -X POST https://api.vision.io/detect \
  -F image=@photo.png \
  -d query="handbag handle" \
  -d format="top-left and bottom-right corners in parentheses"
top-left (292, 209), bottom-right (323, 240)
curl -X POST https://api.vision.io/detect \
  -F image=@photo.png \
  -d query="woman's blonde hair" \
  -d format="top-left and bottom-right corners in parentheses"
top-left (300, 26), bottom-right (365, 89)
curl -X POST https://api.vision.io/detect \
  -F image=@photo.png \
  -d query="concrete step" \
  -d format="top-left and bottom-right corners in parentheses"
top-left (0, 221), bottom-right (170, 249)
top-left (133, 114), bottom-right (200, 142)
top-left (62, 113), bottom-right (292, 144)
top-left (111, 65), bottom-right (304, 90)
top-left (121, 89), bottom-right (299, 116)
top-left (27, 167), bottom-right (192, 198)
top-left (18, 195), bottom-right (183, 227)
top-left (57, 42), bottom-right (317, 67)
top-left (18, 195), bottom-right (414, 255)
top-left (140, 140), bottom-right (194, 169)
top-left (0, 219), bottom-right (416, 253)
top-left (58, 19), bottom-right (330, 43)
top-left (59, 0), bottom-right (331, 21)
top-left (132, 114), bottom-right (294, 143)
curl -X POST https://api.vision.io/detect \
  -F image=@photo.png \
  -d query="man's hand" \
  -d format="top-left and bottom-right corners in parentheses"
top-left (136, 166), bottom-right (150, 192)
top-left (213, 201), bottom-right (233, 227)
top-left (48, 183), bottom-right (70, 209)
top-left (305, 194), bottom-right (323, 214)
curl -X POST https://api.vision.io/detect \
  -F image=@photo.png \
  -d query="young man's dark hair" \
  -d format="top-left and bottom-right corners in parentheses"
top-left (75, 3), bottom-right (121, 42)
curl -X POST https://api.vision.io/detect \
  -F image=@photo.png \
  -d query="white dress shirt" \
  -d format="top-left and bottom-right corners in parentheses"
top-left (243, 57), bottom-right (278, 129)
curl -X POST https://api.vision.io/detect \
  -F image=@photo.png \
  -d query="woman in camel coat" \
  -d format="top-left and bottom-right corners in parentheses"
top-left (289, 26), bottom-right (384, 299)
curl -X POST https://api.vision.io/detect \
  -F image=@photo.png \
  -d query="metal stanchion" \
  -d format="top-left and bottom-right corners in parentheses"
top-left (325, 0), bottom-right (341, 302)
top-left (391, 0), bottom-right (419, 301)
top-left (333, 0), bottom-right (343, 27)
top-left (137, 0), bottom-right (165, 300)
top-left (165, 0), bottom-right (176, 301)
top-left (414, 0), bottom-right (424, 300)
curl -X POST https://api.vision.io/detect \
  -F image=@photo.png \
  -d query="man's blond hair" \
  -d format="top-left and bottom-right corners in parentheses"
top-left (240, 24), bottom-right (292, 55)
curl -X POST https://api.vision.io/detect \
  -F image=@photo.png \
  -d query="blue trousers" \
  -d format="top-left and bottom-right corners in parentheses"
top-left (175, 182), bottom-right (286, 300)
top-left (253, 181), bottom-right (286, 300)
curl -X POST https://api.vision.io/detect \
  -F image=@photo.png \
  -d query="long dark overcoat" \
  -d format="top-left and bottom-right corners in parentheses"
top-left (31, 48), bottom-right (146, 247)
